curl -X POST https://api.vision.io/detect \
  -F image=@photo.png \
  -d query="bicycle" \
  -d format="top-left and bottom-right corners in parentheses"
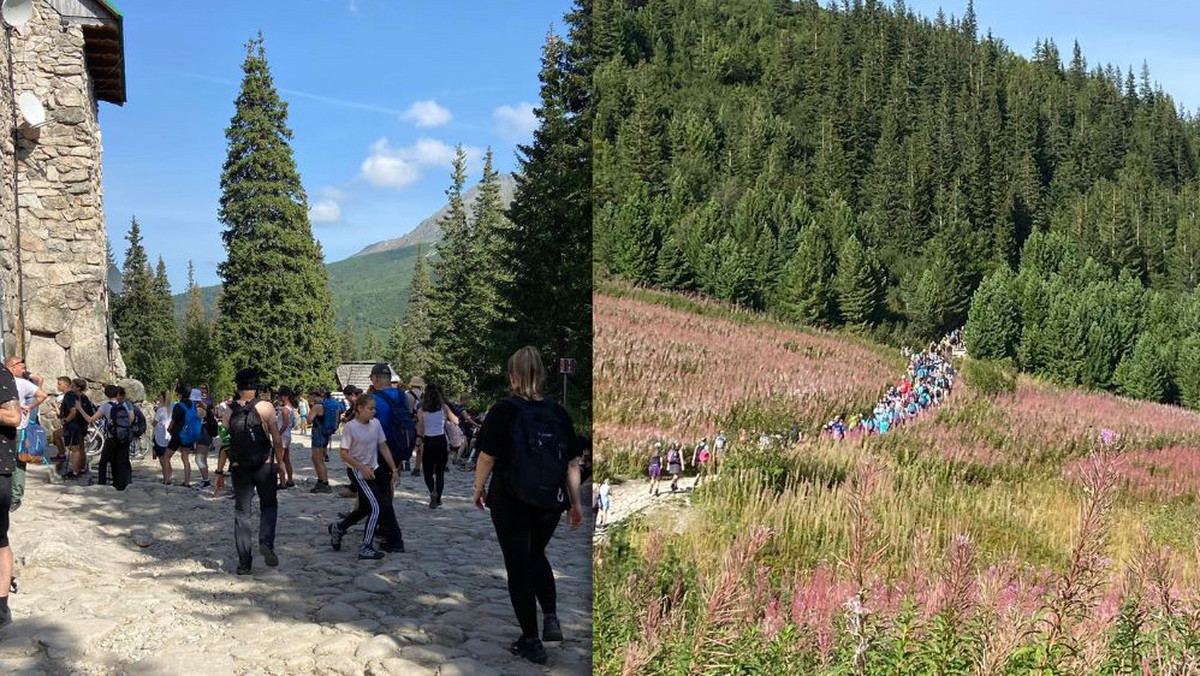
top-left (84, 421), bottom-right (151, 463)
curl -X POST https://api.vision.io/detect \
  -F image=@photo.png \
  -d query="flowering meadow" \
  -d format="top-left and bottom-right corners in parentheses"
top-left (594, 287), bottom-right (1200, 676)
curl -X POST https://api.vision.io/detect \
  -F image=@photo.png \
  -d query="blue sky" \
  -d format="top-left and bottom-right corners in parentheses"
top-left (905, 0), bottom-right (1200, 111)
top-left (100, 0), bottom-right (571, 289)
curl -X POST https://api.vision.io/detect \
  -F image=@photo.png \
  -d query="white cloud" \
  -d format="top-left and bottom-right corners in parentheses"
top-left (400, 99), bottom-right (452, 128)
top-left (358, 137), bottom-right (484, 190)
top-left (493, 102), bottom-right (538, 143)
top-left (318, 186), bottom-right (348, 202)
top-left (309, 200), bottom-right (342, 224)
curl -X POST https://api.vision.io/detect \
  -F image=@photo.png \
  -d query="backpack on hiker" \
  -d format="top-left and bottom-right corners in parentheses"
top-left (227, 398), bottom-right (273, 468)
top-left (372, 389), bottom-right (416, 459)
top-left (503, 398), bottom-right (571, 511)
top-left (321, 397), bottom-right (343, 436)
top-left (175, 401), bottom-right (203, 446)
top-left (106, 401), bottom-right (138, 444)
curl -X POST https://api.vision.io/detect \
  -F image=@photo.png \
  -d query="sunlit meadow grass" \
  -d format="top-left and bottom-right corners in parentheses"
top-left (594, 286), bottom-right (1200, 675)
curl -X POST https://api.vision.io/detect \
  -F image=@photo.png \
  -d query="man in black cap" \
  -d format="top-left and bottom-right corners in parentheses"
top-left (221, 368), bottom-right (284, 575)
top-left (0, 359), bottom-right (23, 625)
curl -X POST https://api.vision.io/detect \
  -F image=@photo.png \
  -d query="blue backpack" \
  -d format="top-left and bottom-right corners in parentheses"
top-left (176, 401), bottom-right (202, 446)
top-left (321, 397), bottom-right (344, 436)
top-left (372, 389), bottom-right (416, 460)
top-left (18, 422), bottom-right (49, 464)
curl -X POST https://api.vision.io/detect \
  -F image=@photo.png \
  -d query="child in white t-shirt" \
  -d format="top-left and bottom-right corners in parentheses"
top-left (327, 395), bottom-right (398, 560)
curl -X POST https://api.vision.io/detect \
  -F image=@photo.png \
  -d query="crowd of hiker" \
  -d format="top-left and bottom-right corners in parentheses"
top-left (0, 346), bottom-right (584, 664)
top-left (621, 332), bottom-right (963, 521)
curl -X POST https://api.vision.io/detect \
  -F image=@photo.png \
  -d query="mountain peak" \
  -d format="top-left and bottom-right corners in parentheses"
top-left (352, 172), bottom-right (518, 257)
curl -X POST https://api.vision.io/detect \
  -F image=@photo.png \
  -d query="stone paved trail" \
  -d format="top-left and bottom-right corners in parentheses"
top-left (0, 432), bottom-right (592, 676)
top-left (592, 478), bottom-right (695, 544)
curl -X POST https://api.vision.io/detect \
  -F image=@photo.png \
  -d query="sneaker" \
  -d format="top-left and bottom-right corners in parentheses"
top-left (309, 482), bottom-right (332, 494)
top-left (435, 494), bottom-right (443, 507)
top-left (198, 480), bottom-right (212, 489)
top-left (328, 523), bottom-right (344, 552)
top-left (543, 613), bottom-right (563, 642)
top-left (509, 636), bottom-right (548, 665)
top-left (428, 493), bottom-right (438, 509)
top-left (9, 500), bottom-right (19, 513)
top-left (235, 564), bottom-right (252, 576)
top-left (358, 545), bottom-right (384, 560)
top-left (260, 544), bottom-right (279, 567)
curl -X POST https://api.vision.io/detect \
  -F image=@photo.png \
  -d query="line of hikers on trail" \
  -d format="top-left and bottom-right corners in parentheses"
top-left (611, 332), bottom-right (963, 528)
top-left (0, 347), bottom-right (585, 665)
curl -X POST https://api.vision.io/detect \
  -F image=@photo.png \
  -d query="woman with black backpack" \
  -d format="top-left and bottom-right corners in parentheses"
top-left (471, 347), bottom-right (583, 665)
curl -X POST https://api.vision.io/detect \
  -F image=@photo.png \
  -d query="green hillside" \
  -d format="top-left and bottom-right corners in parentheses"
top-left (175, 244), bottom-right (427, 333)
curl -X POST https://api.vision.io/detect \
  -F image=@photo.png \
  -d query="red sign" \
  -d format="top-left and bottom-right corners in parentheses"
top-left (559, 358), bottom-right (576, 375)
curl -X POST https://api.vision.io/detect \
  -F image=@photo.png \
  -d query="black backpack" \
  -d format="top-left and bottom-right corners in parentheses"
top-left (503, 398), bottom-right (571, 510)
top-left (130, 405), bottom-right (147, 440)
top-left (227, 398), bottom-right (273, 468)
top-left (107, 402), bottom-right (132, 443)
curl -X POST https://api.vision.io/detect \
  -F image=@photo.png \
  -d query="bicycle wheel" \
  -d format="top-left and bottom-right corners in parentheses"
top-left (85, 423), bottom-right (104, 459)
top-left (131, 436), bottom-right (151, 460)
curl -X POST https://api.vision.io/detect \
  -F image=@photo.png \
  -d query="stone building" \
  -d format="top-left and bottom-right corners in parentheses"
top-left (0, 0), bottom-right (128, 393)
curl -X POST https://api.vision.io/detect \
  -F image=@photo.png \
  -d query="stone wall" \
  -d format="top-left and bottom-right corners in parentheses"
top-left (0, 0), bottom-right (126, 406)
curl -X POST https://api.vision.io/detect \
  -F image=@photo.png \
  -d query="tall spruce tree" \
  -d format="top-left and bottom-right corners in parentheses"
top-left (215, 35), bottom-right (338, 391)
top-left (180, 261), bottom-right (223, 393)
top-left (470, 149), bottom-right (514, 392)
top-left (112, 217), bottom-right (156, 384)
top-left (146, 257), bottom-right (180, 391)
top-left (965, 267), bottom-right (1021, 361)
top-left (397, 244), bottom-right (433, 381)
top-left (500, 5), bottom-right (591, 413)
top-left (836, 235), bottom-right (884, 328)
top-left (776, 223), bottom-right (837, 326)
top-left (425, 146), bottom-right (473, 395)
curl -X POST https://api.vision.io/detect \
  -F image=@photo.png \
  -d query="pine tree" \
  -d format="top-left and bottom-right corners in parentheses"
top-left (146, 257), bottom-right (180, 391)
top-left (215, 35), bottom-right (338, 392)
top-left (655, 231), bottom-right (692, 291)
top-left (362, 330), bottom-right (382, 362)
top-left (1114, 333), bottom-right (1171, 402)
top-left (965, 267), bottom-right (1020, 361)
top-left (472, 149), bottom-right (515, 390)
top-left (612, 186), bottom-right (657, 283)
top-left (500, 15), bottom-right (592, 410)
top-left (180, 261), bottom-right (223, 393)
top-left (385, 319), bottom-right (405, 371)
top-left (397, 244), bottom-right (433, 381)
top-left (426, 146), bottom-right (473, 395)
top-left (1177, 336), bottom-right (1200, 409)
top-left (836, 235), bottom-right (884, 328)
top-left (776, 223), bottom-right (837, 326)
top-left (112, 217), bottom-right (157, 384)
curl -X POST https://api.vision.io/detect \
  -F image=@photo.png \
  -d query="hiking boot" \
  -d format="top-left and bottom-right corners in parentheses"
top-left (510, 636), bottom-right (548, 665)
top-left (428, 492), bottom-right (438, 509)
top-left (260, 544), bottom-right (279, 567)
top-left (435, 494), bottom-right (443, 507)
top-left (235, 563), bottom-right (252, 576)
top-left (328, 523), bottom-right (344, 552)
top-left (358, 545), bottom-right (384, 560)
top-left (309, 481), bottom-right (332, 494)
top-left (543, 613), bottom-right (563, 642)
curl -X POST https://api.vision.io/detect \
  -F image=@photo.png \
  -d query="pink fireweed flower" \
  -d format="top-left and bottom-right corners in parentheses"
top-left (1100, 428), bottom-right (1117, 446)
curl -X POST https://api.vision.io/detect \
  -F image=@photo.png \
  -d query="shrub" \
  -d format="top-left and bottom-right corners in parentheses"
top-left (963, 358), bottom-right (1017, 397)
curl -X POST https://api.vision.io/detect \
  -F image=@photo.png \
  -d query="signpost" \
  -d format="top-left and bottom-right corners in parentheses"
top-left (559, 358), bottom-right (576, 408)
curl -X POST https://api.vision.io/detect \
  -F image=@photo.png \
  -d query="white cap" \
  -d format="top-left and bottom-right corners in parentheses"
top-left (190, 388), bottom-right (203, 402)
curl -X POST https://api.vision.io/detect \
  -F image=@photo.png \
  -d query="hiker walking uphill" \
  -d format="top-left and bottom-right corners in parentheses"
top-left (328, 394), bottom-right (399, 560)
top-left (416, 383), bottom-right (459, 509)
top-left (472, 346), bottom-right (584, 665)
top-left (221, 368), bottom-right (283, 576)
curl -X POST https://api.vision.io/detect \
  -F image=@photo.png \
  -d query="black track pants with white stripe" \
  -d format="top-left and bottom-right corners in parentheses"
top-left (338, 468), bottom-right (386, 547)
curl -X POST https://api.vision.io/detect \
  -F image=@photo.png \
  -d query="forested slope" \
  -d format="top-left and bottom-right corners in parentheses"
top-left (592, 0), bottom-right (1200, 407)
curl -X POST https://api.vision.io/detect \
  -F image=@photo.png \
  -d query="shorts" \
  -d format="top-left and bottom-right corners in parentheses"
top-left (600, 496), bottom-right (611, 511)
top-left (668, 463), bottom-right (682, 476)
top-left (63, 425), bottom-right (83, 447)
top-left (196, 431), bottom-right (213, 447)
top-left (153, 443), bottom-right (168, 459)
top-left (649, 464), bottom-right (662, 479)
top-left (311, 427), bottom-right (329, 449)
top-left (0, 474), bottom-right (11, 548)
